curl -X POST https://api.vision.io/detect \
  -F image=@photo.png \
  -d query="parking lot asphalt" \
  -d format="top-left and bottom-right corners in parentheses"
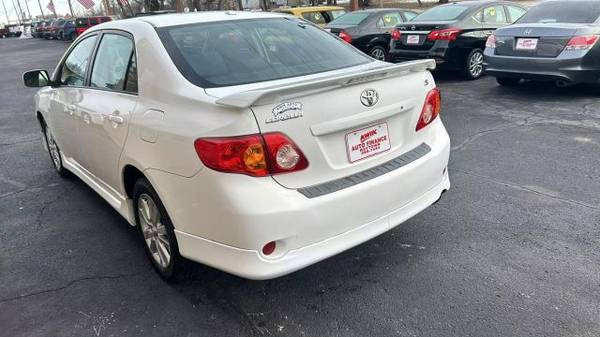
top-left (1, 38), bottom-right (599, 337)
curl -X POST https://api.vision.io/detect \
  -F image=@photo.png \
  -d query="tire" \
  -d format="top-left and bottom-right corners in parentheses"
top-left (463, 48), bottom-right (485, 80)
top-left (496, 77), bottom-right (520, 87)
top-left (58, 32), bottom-right (63, 40)
top-left (42, 123), bottom-right (69, 177)
top-left (368, 45), bottom-right (388, 61)
top-left (133, 178), bottom-right (185, 281)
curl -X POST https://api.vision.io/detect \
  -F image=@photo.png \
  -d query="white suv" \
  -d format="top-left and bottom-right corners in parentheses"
top-left (23, 11), bottom-right (450, 280)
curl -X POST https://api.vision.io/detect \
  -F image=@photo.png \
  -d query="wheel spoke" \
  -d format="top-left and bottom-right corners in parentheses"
top-left (142, 227), bottom-right (153, 240)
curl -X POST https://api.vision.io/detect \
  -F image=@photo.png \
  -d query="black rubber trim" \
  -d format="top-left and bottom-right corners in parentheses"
top-left (297, 143), bottom-right (431, 199)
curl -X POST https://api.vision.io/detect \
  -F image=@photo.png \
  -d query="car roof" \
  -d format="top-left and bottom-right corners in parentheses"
top-left (359, 8), bottom-right (415, 12)
top-left (123, 11), bottom-right (292, 28)
top-left (273, 6), bottom-right (345, 14)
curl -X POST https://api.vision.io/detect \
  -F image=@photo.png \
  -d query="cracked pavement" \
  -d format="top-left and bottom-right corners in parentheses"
top-left (1, 39), bottom-right (599, 337)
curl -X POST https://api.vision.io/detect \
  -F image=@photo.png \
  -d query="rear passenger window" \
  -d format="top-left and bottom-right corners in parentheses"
top-left (60, 35), bottom-right (97, 86)
top-left (90, 34), bottom-right (136, 92)
top-left (483, 5), bottom-right (508, 23)
top-left (507, 6), bottom-right (526, 23)
top-left (377, 12), bottom-right (404, 28)
top-left (301, 12), bottom-right (327, 25)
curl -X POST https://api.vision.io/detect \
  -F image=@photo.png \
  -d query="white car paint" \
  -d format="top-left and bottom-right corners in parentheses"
top-left (33, 11), bottom-right (451, 280)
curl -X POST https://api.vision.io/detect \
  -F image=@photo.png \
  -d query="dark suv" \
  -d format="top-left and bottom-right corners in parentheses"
top-left (388, 0), bottom-right (527, 79)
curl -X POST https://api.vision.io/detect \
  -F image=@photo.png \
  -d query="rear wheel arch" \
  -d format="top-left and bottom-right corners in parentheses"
top-left (123, 164), bottom-right (145, 200)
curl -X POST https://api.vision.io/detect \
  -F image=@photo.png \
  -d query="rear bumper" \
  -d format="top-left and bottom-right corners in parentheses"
top-left (484, 50), bottom-right (600, 84)
top-left (149, 121), bottom-right (451, 280)
top-left (175, 171), bottom-right (449, 280)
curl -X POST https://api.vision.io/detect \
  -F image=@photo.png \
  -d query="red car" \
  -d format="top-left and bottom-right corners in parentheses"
top-left (74, 16), bottom-right (111, 37)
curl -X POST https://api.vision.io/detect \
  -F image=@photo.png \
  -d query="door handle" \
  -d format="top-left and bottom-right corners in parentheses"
top-left (108, 115), bottom-right (124, 124)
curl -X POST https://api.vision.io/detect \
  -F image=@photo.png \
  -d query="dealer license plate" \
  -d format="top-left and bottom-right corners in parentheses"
top-left (406, 35), bottom-right (420, 44)
top-left (515, 38), bottom-right (538, 50)
top-left (346, 123), bottom-right (391, 163)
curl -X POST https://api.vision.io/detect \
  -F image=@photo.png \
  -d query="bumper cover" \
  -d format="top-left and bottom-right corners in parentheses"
top-left (484, 51), bottom-right (600, 84)
top-left (175, 171), bottom-right (450, 280)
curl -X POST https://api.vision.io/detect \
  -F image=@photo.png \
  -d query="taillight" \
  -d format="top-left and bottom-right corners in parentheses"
top-left (485, 34), bottom-right (497, 49)
top-left (565, 35), bottom-right (599, 51)
top-left (427, 28), bottom-right (461, 41)
top-left (416, 88), bottom-right (441, 131)
top-left (194, 132), bottom-right (308, 177)
top-left (391, 28), bottom-right (402, 41)
top-left (339, 30), bottom-right (352, 44)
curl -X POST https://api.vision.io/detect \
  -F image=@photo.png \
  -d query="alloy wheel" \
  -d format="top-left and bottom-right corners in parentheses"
top-left (138, 193), bottom-right (171, 268)
top-left (370, 47), bottom-right (386, 61)
top-left (469, 51), bottom-right (484, 78)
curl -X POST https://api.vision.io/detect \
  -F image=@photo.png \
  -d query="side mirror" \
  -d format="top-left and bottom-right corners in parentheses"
top-left (23, 69), bottom-right (51, 88)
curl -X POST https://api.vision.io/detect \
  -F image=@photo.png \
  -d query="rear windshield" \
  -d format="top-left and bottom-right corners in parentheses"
top-left (518, 2), bottom-right (600, 24)
top-left (158, 18), bottom-right (371, 88)
top-left (329, 12), bottom-right (370, 25)
top-left (412, 5), bottom-right (469, 21)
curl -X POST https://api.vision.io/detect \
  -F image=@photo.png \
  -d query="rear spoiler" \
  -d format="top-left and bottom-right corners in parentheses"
top-left (214, 59), bottom-right (436, 108)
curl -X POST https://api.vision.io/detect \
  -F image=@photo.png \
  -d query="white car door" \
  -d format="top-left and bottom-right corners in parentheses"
top-left (76, 31), bottom-right (138, 191)
top-left (49, 34), bottom-right (98, 163)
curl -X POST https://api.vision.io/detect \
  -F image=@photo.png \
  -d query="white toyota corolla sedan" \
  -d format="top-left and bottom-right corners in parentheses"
top-left (23, 11), bottom-right (450, 280)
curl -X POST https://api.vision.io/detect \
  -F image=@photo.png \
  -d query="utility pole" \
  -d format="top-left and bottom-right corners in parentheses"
top-left (2, 0), bottom-right (11, 23)
top-left (36, 0), bottom-right (44, 18)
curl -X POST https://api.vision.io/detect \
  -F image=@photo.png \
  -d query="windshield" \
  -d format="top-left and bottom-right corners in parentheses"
top-left (412, 5), bottom-right (469, 21)
top-left (518, 2), bottom-right (600, 24)
top-left (158, 18), bottom-right (371, 88)
top-left (329, 12), bottom-right (370, 26)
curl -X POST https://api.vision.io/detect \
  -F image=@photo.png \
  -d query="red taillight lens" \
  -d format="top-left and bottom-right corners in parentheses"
top-left (485, 34), bottom-right (497, 49)
top-left (194, 133), bottom-right (308, 177)
top-left (428, 28), bottom-right (461, 41)
top-left (416, 88), bottom-right (441, 131)
top-left (565, 35), bottom-right (599, 51)
top-left (339, 30), bottom-right (352, 43)
top-left (391, 28), bottom-right (402, 41)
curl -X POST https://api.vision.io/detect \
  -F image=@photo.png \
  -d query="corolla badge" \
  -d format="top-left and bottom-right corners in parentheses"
top-left (360, 89), bottom-right (379, 107)
top-left (266, 102), bottom-right (303, 124)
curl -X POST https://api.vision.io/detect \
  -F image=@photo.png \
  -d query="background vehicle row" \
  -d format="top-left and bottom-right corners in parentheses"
top-left (31, 16), bottom-right (111, 41)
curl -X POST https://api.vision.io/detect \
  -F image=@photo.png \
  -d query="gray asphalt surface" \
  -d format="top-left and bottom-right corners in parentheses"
top-left (1, 38), bottom-right (599, 337)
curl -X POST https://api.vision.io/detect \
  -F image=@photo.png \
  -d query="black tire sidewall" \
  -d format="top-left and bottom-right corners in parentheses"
top-left (133, 178), bottom-right (182, 281)
top-left (43, 125), bottom-right (69, 177)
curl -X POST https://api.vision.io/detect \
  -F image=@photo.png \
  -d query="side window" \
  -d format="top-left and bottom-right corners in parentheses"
top-left (483, 5), bottom-right (508, 24)
top-left (301, 12), bottom-right (327, 25)
top-left (403, 11), bottom-right (417, 21)
top-left (377, 12), bottom-right (404, 28)
top-left (507, 6), bottom-right (526, 23)
top-left (60, 35), bottom-right (97, 86)
top-left (90, 34), bottom-right (135, 92)
top-left (89, 18), bottom-right (99, 25)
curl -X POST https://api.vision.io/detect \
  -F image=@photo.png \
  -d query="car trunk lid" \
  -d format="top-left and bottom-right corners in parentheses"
top-left (494, 24), bottom-right (583, 58)
top-left (394, 21), bottom-right (456, 50)
top-left (206, 60), bottom-right (436, 189)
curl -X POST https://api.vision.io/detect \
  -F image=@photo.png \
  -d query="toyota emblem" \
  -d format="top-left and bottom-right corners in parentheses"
top-left (360, 89), bottom-right (379, 107)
